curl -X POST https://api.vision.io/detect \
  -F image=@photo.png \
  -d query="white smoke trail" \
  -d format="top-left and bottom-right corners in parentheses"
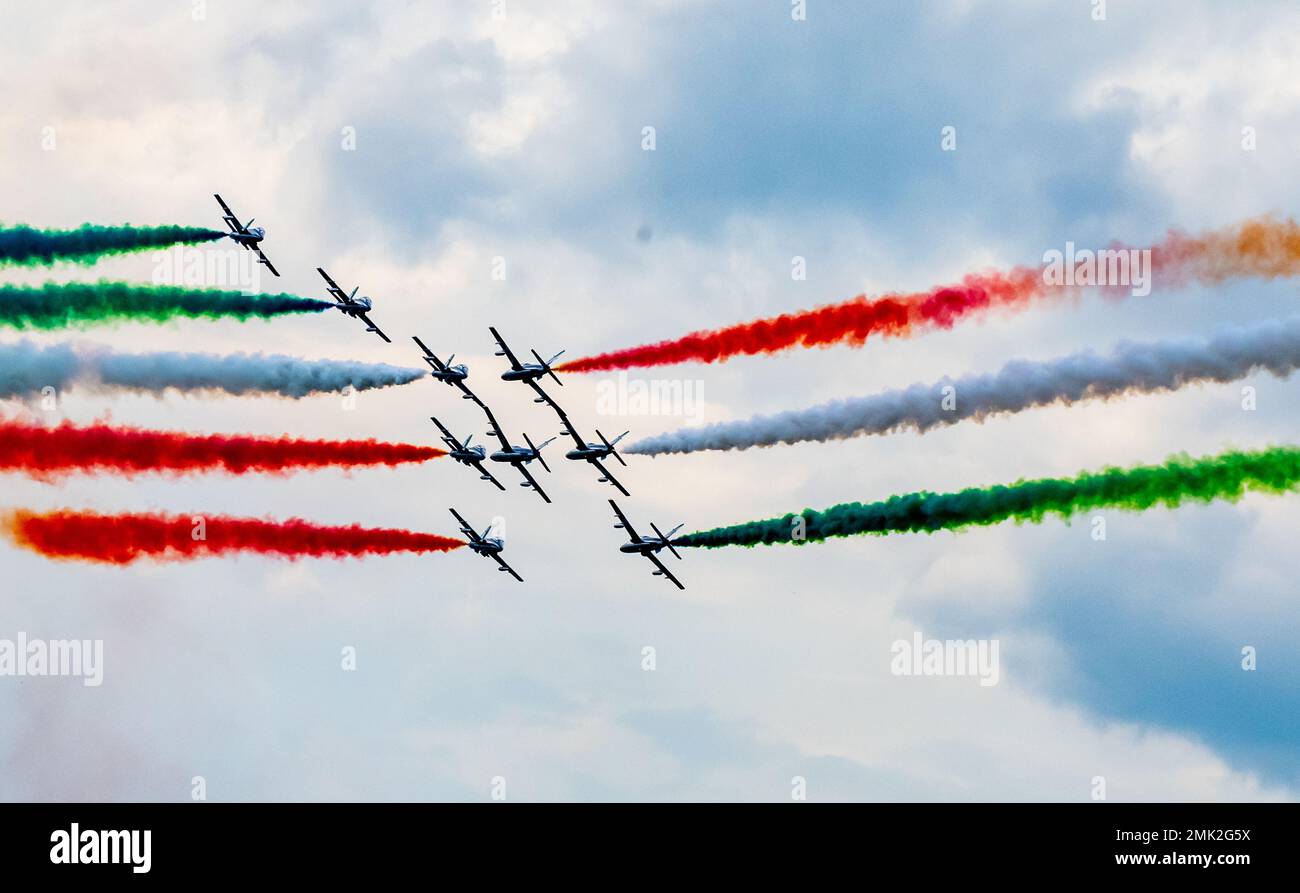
top-left (627, 316), bottom-right (1300, 455)
top-left (0, 340), bottom-right (426, 399)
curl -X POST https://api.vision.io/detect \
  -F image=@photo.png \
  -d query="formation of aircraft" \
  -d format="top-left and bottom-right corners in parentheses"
top-left (450, 508), bottom-right (522, 582)
top-left (202, 195), bottom-right (687, 587)
top-left (608, 500), bottom-right (686, 591)
top-left (419, 326), bottom-right (687, 587)
top-left (317, 267), bottom-right (391, 342)
top-left (213, 194), bottom-right (279, 276)
top-left (216, 196), bottom-right (394, 342)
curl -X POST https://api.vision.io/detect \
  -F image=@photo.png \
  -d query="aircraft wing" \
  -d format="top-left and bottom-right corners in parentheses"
top-left (591, 457), bottom-right (630, 497)
top-left (316, 267), bottom-right (349, 302)
top-left (479, 403), bottom-right (512, 452)
top-left (516, 463), bottom-right (551, 504)
top-left (429, 416), bottom-right (461, 448)
top-left (252, 246), bottom-right (280, 277)
top-left (489, 326), bottom-right (525, 370)
top-left (553, 413), bottom-right (585, 449)
top-left (492, 553), bottom-right (524, 583)
top-left (527, 379), bottom-right (565, 411)
top-left (448, 508), bottom-right (482, 543)
top-left (412, 336), bottom-right (446, 372)
top-left (608, 499), bottom-right (640, 541)
top-left (531, 382), bottom-right (584, 442)
top-left (357, 311), bottom-right (392, 343)
top-left (645, 552), bottom-right (686, 591)
top-left (453, 380), bottom-right (478, 401)
top-left (214, 194), bottom-right (242, 232)
top-left (472, 459), bottom-right (507, 491)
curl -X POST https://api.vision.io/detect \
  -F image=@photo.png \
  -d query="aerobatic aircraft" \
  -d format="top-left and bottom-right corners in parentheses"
top-left (430, 416), bottom-right (505, 491)
top-left (529, 388), bottom-right (631, 496)
top-left (489, 326), bottom-right (565, 402)
top-left (556, 413), bottom-right (631, 497)
top-left (608, 499), bottom-right (686, 590)
top-left (450, 508), bottom-right (522, 582)
top-left (413, 336), bottom-right (474, 399)
top-left (213, 193), bottom-right (279, 276)
top-left (479, 402), bottom-right (557, 504)
top-left (317, 266), bottom-right (391, 342)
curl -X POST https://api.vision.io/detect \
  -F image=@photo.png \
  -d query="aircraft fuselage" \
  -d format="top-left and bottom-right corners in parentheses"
top-left (469, 540), bottom-right (504, 556)
top-left (501, 366), bottom-right (545, 383)
top-left (450, 447), bottom-right (486, 464)
top-left (620, 539), bottom-right (662, 555)
top-left (566, 444), bottom-right (609, 461)
top-left (490, 448), bottom-right (534, 464)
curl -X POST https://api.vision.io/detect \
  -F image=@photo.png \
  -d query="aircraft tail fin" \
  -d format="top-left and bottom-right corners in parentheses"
top-left (652, 522), bottom-right (683, 560)
top-left (533, 348), bottom-right (565, 387)
top-left (598, 429), bottom-right (629, 466)
top-left (524, 433), bottom-right (551, 473)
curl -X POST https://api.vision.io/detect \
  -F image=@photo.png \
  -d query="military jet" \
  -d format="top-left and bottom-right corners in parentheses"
top-left (213, 193), bottom-right (279, 276)
top-left (317, 267), bottom-right (391, 342)
top-left (529, 388), bottom-right (631, 496)
top-left (555, 412), bottom-right (631, 497)
top-left (608, 499), bottom-right (686, 590)
top-left (479, 402), bottom-right (557, 503)
top-left (489, 326), bottom-right (566, 403)
top-left (430, 416), bottom-right (505, 491)
top-left (413, 336), bottom-right (476, 400)
top-left (450, 508), bottom-right (522, 582)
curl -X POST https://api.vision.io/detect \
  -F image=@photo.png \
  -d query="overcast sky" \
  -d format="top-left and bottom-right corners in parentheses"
top-left (2, 0), bottom-right (1298, 801)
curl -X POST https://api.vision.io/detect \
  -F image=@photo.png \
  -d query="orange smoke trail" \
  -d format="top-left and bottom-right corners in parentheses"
top-left (558, 216), bottom-right (1300, 373)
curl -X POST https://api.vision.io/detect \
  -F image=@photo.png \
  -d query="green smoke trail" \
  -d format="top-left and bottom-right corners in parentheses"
top-left (0, 281), bottom-right (332, 330)
top-left (675, 446), bottom-right (1300, 548)
top-left (0, 223), bottom-right (226, 267)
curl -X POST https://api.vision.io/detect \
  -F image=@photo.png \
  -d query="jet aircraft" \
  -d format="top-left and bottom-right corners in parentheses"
top-left (431, 416), bottom-right (505, 491)
top-left (608, 499), bottom-right (686, 590)
top-left (318, 266), bottom-right (391, 342)
top-left (214, 193), bottom-right (279, 276)
top-left (489, 325), bottom-right (565, 403)
top-left (480, 402), bottom-right (557, 504)
top-left (450, 507), bottom-right (522, 582)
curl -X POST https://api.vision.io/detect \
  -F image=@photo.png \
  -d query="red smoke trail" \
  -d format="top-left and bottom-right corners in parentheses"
top-left (0, 418), bottom-right (445, 478)
top-left (3, 510), bottom-right (466, 565)
top-left (558, 216), bottom-right (1300, 372)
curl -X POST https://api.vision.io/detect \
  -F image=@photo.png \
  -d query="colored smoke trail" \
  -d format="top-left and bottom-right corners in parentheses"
top-left (0, 417), bottom-right (445, 478)
top-left (2, 510), bottom-right (467, 565)
top-left (628, 315), bottom-right (1300, 455)
top-left (0, 281), bottom-right (332, 330)
top-left (674, 445), bottom-right (1300, 548)
top-left (0, 340), bottom-right (426, 399)
top-left (560, 216), bottom-right (1300, 372)
top-left (0, 223), bottom-right (226, 267)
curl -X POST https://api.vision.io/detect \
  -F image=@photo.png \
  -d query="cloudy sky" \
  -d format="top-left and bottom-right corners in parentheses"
top-left (2, 0), bottom-right (1298, 801)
